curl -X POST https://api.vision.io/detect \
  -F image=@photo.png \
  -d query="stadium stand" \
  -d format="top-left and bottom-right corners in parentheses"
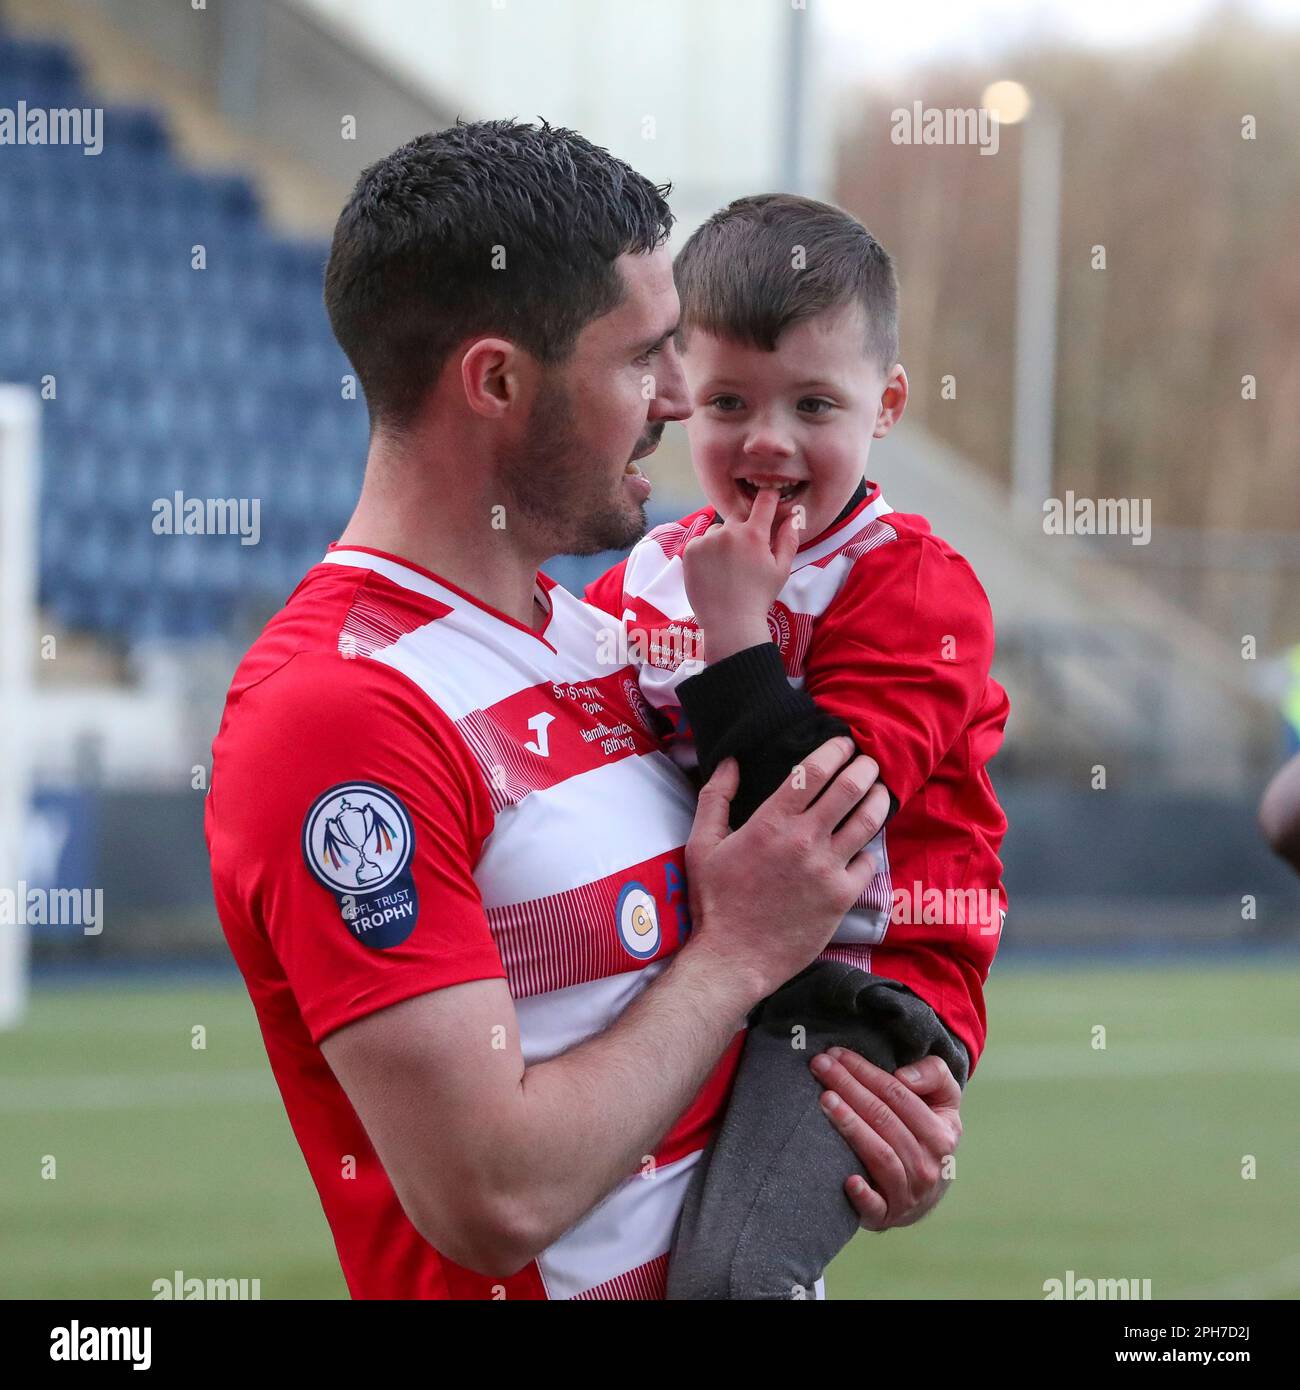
top-left (0, 32), bottom-right (369, 639)
top-left (0, 29), bottom-right (658, 642)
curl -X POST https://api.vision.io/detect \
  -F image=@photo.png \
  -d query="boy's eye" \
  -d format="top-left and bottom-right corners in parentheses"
top-left (798, 397), bottom-right (835, 415)
top-left (708, 395), bottom-right (744, 412)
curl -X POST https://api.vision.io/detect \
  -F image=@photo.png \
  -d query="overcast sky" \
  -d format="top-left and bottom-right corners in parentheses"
top-left (820, 0), bottom-right (1300, 83)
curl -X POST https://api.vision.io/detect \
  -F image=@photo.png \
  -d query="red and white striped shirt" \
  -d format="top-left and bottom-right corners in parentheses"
top-left (584, 482), bottom-right (1010, 1070)
top-left (206, 544), bottom-right (743, 1299)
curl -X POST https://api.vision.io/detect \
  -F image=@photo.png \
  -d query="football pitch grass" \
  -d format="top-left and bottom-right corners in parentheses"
top-left (3, 960), bottom-right (1297, 1300)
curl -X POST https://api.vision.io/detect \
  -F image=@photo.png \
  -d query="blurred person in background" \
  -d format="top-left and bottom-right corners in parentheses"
top-left (1259, 753), bottom-right (1300, 877)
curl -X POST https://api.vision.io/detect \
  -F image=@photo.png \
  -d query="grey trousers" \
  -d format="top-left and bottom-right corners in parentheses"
top-left (665, 959), bottom-right (970, 1301)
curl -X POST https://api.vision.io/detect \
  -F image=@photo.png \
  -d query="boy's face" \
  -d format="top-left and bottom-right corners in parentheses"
top-left (679, 302), bottom-right (906, 543)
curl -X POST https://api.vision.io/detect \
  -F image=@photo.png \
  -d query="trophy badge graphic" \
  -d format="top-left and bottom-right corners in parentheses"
top-left (303, 782), bottom-right (420, 950)
top-left (320, 797), bottom-right (397, 887)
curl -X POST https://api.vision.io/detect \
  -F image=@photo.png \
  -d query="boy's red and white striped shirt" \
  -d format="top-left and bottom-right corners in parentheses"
top-left (584, 481), bottom-right (1011, 1073)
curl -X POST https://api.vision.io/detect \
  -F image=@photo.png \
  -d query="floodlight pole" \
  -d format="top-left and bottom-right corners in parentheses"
top-left (781, 0), bottom-right (810, 195)
top-left (0, 386), bottom-right (39, 1028)
top-left (1011, 105), bottom-right (1063, 519)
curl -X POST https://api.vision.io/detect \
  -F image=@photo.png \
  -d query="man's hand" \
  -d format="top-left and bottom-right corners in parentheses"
top-left (683, 486), bottom-right (801, 664)
top-left (684, 738), bottom-right (892, 1001)
top-left (809, 1049), bottom-right (963, 1231)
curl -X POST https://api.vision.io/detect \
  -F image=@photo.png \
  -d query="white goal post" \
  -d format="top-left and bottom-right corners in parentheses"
top-left (0, 385), bottom-right (39, 1028)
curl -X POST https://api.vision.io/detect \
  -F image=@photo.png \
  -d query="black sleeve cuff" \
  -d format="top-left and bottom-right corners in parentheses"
top-left (677, 642), bottom-right (900, 829)
top-left (678, 642), bottom-right (813, 776)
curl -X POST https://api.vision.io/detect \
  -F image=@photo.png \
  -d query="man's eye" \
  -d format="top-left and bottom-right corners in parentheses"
top-left (709, 395), bottom-right (743, 412)
top-left (798, 397), bottom-right (835, 415)
top-left (636, 344), bottom-right (665, 365)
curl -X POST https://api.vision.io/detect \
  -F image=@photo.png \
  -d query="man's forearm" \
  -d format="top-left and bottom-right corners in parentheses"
top-left (501, 939), bottom-right (762, 1262)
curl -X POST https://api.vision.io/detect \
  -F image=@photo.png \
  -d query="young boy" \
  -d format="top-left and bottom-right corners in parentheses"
top-left (584, 193), bottom-right (1010, 1299)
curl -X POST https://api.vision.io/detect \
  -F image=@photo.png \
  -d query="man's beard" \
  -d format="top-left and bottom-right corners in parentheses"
top-left (499, 376), bottom-right (654, 557)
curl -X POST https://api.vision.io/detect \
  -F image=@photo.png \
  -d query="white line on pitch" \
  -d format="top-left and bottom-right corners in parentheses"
top-left (978, 1039), bottom-right (1300, 1080)
top-left (1174, 1253), bottom-right (1300, 1299)
top-left (0, 1070), bottom-right (279, 1111)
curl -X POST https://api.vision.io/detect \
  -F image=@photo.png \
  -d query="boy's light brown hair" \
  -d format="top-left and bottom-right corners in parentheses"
top-left (672, 193), bottom-right (899, 370)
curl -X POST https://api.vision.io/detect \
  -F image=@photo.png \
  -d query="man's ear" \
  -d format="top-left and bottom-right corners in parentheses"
top-left (873, 364), bottom-right (908, 439)
top-left (459, 337), bottom-right (524, 418)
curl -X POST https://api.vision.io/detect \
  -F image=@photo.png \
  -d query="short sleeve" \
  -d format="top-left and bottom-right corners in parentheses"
top-left (803, 539), bottom-right (996, 808)
top-left (207, 651), bottom-right (504, 1044)
top-left (582, 556), bottom-right (629, 618)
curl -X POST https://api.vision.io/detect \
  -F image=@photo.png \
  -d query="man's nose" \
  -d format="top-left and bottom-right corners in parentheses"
top-left (647, 342), bottom-right (693, 423)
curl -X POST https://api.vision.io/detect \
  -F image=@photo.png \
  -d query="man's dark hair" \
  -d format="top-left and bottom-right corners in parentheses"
top-left (324, 119), bottom-right (674, 429)
top-left (672, 193), bottom-right (898, 368)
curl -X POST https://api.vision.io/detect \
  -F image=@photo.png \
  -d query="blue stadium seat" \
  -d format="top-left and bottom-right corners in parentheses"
top-left (100, 104), bottom-right (170, 156)
top-left (0, 37), bottom-right (81, 86)
top-left (0, 35), bottom-right (388, 640)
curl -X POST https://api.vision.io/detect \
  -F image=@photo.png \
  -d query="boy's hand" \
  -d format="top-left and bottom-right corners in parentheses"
top-left (682, 487), bottom-right (801, 664)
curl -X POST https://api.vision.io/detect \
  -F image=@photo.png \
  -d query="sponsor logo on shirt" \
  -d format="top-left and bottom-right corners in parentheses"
top-left (302, 782), bottom-right (419, 948)
top-left (767, 600), bottom-right (792, 657)
top-left (616, 881), bottom-right (660, 959)
top-left (621, 677), bottom-right (656, 737)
